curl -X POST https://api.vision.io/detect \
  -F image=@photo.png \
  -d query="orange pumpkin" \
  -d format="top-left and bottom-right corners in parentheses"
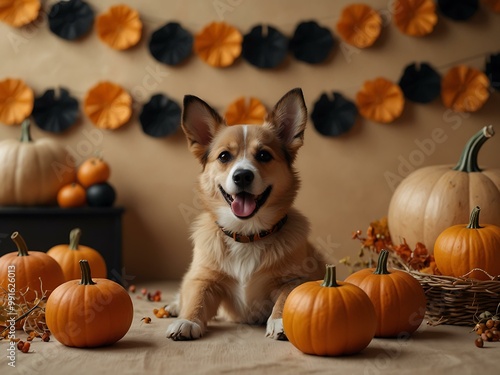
top-left (345, 249), bottom-right (427, 337)
top-left (434, 206), bottom-right (500, 280)
top-left (47, 228), bottom-right (107, 281)
top-left (0, 232), bottom-right (65, 302)
top-left (57, 182), bottom-right (87, 208)
top-left (45, 260), bottom-right (133, 347)
top-left (77, 157), bottom-right (111, 188)
top-left (283, 265), bottom-right (376, 356)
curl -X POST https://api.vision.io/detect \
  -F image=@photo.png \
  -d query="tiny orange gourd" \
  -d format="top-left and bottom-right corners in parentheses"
top-left (45, 260), bottom-right (133, 347)
top-left (434, 206), bottom-right (500, 280)
top-left (0, 232), bottom-right (65, 302)
top-left (283, 264), bottom-right (376, 356)
top-left (345, 249), bottom-right (427, 337)
top-left (77, 157), bottom-right (111, 188)
top-left (57, 182), bottom-right (87, 208)
top-left (47, 228), bottom-right (107, 281)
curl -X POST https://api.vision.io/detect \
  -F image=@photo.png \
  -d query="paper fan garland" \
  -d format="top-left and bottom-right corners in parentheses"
top-left (437, 0), bottom-right (479, 21)
top-left (242, 25), bottom-right (288, 69)
top-left (194, 22), bottom-right (242, 67)
top-left (356, 77), bottom-right (405, 123)
top-left (289, 21), bottom-right (335, 64)
top-left (96, 4), bottom-right (142, 50)
top-left (441, 65), bottom-right (490, 112)
top-left (311, 92), bottom-right (358, 137)
top-left (393, 0), bottom-right (438, 37)
top-left (139, 94), bottom-right (181, 137)
top-left (336, 4), bottom-right (382, 48)
top-left (83, 81), bottom-right (132, 129)
top-left (48, 0), bottom-right (94, 41)
top-left (483, 0), bottom-right (500, 13)
top-left (398, 62), bottom-right (441, 103)
top-left (486, 53), bottom-right (500, 91)
top-left (0, 0), bottom-right (40, 27)
top-left (225, 97), bottom-right (267, 126)
top-left (149, 22), bottom-right (193, 66)
top-left (0, 78), bottom-right (34, 126)
top-left (32, 88), bottom-right (79, 133)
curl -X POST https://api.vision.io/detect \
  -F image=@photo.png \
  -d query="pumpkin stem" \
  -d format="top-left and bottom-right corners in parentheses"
top-left (453, 125), bottom-right (494, 173)
top-left (321, 264), bottom-right (340, 287)
top-left (79, 260), bottom-right (96, 285)
top-left (19, 119), bottom-right (32, 143)
top-left (69, 228), bottom-right (82, 250)
top-left (11, 232), bottom-right (29, 257)
top-left (466, 206), bottom-right (483, 229)
top-left (373, 249), bottom-right (391, 275)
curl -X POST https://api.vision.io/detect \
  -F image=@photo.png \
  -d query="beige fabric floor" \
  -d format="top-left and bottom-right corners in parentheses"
top-left (2, 281), bottom-right (498, 375)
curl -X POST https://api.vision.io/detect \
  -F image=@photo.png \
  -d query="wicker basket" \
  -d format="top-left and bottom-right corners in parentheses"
top-left (406, 269), bottom-right (500, 326)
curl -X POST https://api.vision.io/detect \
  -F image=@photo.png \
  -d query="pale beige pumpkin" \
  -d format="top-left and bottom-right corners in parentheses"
top-left (388, 125), bottom-right (500, 253)
top-left (0, 119), bottom-right (76, 205)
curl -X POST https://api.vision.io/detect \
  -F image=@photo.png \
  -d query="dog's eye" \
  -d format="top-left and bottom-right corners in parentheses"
top-left (218, 151), bottom-right (232, 163)
top-left (256, 150), bottom-right (272, 163)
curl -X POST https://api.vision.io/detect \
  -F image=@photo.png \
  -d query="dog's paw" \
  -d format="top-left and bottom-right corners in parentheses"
top-left (166, 319), bottom-right (203, 341)
top-left (164, 296), bottom-right (180, 317)
top-left (265, 318), bottom-right (287, 340)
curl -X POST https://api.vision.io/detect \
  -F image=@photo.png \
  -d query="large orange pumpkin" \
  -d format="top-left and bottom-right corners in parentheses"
top-left (0, 119), bottom-right (76, 205)
top-left (345, 249), bottom-right (427, 337)
top-left (388, 125), bottom-right (500, 252)
top-left (283, 265), bottom-right (376, 356)
top-left (0, 232), bottom-right (65, 302)
top-left (45, 260), bottom-right (133, 347)
top-left (434, 206), bottom-right (500, 280)
top-left (47, 228), bottom-right (107, 281)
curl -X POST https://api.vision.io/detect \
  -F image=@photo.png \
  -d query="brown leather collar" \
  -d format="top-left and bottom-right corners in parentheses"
top-left (218, 215), bottom-right (288, 243)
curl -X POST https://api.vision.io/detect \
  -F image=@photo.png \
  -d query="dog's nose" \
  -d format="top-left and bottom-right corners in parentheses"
top-left (233, 169), bottom-right (254, 188)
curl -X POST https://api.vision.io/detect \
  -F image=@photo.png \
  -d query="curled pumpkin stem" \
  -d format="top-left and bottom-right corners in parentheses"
top-left (453, 125), bottom-right (494, 173)
top-left (11, 232), bottom-right (29, 257)
top-left (466, 206), bottom-right (483, 229)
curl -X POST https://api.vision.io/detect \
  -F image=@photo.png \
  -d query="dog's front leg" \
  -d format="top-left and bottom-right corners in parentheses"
top-left (265, 280), bottom-right (304, 340)
top-left (166, 277), bottom-right (223, 341)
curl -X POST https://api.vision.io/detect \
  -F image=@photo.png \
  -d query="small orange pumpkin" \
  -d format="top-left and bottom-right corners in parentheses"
top-left (57, 182), bottom-right (87, 208)
top-left (0, 232), bottom-right (65, 302)
top-left (77, 157), bottom-right (111, 187)
top-left (45, 260), bottom-right (133, 347)
top-left (47, 228), bottom-right (107, 281)
top-left (345, 249), bottom-right (427, 337)
top-left (283, 264), bottom-right (376, 356)
top-left (434, 206), bottom-right (500, 280)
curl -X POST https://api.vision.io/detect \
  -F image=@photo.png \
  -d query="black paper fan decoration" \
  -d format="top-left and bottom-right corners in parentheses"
top-left (139, 94), bottom-right (181, 137)
top-left (48, 0), bottom-right (94, 41)
top-left (398, 62), bottom-right (441, 103)
top-left (32, 88), bottom-right (79, 133)
top-left (486, 53), bottom-right (500, 91)
top-left (311, 92), bottom-right (358, 137)
top-left (289, 21), bottom-right (334, 64)
top-left (437, 0), bottom-right (479, 21)
top-left (149, 22), bottom-right (193, 66)
top-left (242, 25), bottom-right (288, 68)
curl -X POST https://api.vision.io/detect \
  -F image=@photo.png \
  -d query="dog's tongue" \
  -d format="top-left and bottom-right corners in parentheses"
top-left (231, 193), bottom-right (256, 217)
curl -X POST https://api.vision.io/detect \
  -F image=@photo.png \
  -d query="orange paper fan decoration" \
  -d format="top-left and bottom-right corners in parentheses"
top-left (96, 4), bottom-right (142, 50)
top-left (0, 78), bottom-right (34, 125)
top-left (393, 0), bottom-right (438, 37)
top-left (194, 22), bottom-right (242, 67)
top-left (83, 81), bottom-right (132, 129)
top-left (0, 0), bottom-right (40, 27)
top-left (356, 77), bottom-right (405, 123)
top-left (441, 65), bottom-right (490, 113)
top-left (225, 97), bottom-right (267, 126)
top-left (483, 0), bottom-right (500, 13)
top-left (336, 4), bottom-right (382, 48)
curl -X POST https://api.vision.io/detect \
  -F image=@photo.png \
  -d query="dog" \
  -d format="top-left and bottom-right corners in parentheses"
top-left (166, 88), bottom-right (326, 341)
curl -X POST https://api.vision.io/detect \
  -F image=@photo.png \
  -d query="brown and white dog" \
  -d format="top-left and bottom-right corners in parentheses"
top-left (166, 88), bottom-right (325, 341)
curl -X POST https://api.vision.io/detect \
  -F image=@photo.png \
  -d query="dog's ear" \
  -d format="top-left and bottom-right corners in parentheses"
top-left (182, 95), bottom-right (225, 162)
top-left (265, 88), bottom-right (307, 162)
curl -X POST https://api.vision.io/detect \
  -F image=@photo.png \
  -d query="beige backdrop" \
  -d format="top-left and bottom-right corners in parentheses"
top-left (0, 0), bottom-right (499, 281)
